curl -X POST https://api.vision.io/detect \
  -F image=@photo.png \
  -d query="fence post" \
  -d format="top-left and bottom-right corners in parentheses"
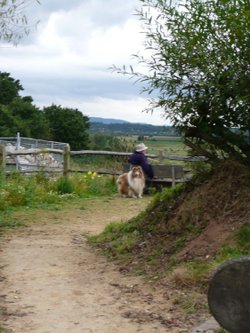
top-left (171, 165), bottom-right (176, 188)
top-left (16, 132), bottom-right (21, 149)
top-left (63, 145), bottom-right (70, 176)
top-left (159, 150), bottom-right (164, 163)
top-left (0, 145), bottom-right (6, 180)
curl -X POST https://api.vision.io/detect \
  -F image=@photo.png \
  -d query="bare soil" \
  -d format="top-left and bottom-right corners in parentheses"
top-left (0, 195), bottom-right (195, 333)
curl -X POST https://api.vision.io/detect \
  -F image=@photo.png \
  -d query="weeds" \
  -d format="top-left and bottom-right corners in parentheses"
top-left (0, 172), bottom-right (116, 211)
top-left (173, 292), bottom-right (206, 315)
top-left (0, 171), bottom-right (116, 233)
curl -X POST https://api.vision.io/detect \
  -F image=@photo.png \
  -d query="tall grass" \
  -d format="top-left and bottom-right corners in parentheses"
top-left (0, 171), bottom-right (116, 212)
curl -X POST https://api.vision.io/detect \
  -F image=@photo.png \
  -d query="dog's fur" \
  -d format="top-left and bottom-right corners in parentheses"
top-left (117, 166), bottom-right (145, 198)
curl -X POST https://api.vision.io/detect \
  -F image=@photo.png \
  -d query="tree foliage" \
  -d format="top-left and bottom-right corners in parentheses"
top-left (0, 0), bottom-right (40, 45)
top-left (0, 71), bottom-right (50, 138)
top-left (0, 98), bottom-right (50, 138)
top-left (0, 72), bottom-right (90, 147)
top-left (9, 98), bottom-right (50, 138)
top-left (115, 0), bottom-right (250, 164)
top-left (43, 105), bottom-right (90, 150)
top-left (0, 104), bottom-right (19, 136)
top-left (0, 72), bottom-right (23, 105)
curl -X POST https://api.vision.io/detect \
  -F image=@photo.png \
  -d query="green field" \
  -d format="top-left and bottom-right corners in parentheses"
top-left (120, 135), bottom-right (188, 164)
top-left (143, 136), bottom-right (187, 155)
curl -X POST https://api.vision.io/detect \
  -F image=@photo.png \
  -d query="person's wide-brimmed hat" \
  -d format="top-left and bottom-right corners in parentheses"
top-left (135, 143), bottom-right (148, 152)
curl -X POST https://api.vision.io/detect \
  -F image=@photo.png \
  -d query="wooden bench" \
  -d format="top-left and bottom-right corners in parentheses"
top-left (151, 164), bottom-right (184, 188)
top-left (123, 163), bottom-right (185, 189)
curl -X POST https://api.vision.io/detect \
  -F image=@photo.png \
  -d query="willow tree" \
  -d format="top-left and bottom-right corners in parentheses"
top-left (114, 0), bottom-right (250, 164)
top-left (0, 0), bottom-right (40, 44)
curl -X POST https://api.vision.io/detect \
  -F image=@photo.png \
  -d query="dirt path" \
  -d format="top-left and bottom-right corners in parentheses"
top-left (0, 196), bottom-right (189, 333)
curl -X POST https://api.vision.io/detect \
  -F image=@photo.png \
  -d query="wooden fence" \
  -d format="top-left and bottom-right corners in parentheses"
top-left (0, 144), bottom-right (206, 179)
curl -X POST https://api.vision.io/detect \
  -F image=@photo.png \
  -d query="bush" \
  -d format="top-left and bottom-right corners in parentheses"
top-left (55, 176), bottom-right (74, 194)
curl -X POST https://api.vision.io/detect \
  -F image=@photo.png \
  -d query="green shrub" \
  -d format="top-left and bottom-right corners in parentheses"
top-left (55, 176), bottom-right (74, 194)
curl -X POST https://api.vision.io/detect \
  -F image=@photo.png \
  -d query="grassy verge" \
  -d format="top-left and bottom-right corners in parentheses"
top-left (0, 172), bottom-right (116, 234)
top-left (88, 185), bottom-right (185, 263)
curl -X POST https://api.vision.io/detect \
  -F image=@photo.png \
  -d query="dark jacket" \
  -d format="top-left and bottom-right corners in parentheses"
top-left (128, 151), bottom-right (154, 179)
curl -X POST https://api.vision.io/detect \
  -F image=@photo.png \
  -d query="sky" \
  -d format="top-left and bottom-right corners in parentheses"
top-left (0, 0), bottom-right (169, 126)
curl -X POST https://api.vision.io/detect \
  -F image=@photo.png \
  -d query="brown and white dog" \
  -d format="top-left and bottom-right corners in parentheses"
top-left (117, 166), bottom-right (145, 198)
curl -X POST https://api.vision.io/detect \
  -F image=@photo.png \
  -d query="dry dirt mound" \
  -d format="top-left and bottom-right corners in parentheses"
top-left (96, 160), bottom-right (250, 275)
top-left (172, 159), bottom-right (250, 261)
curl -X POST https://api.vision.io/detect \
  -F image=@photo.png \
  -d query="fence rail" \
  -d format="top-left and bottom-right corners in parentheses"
top-left (70, 150), bottom-right (207, 162)
top-left (0, 135), bottom-right (68, 150)
top-left (0, 144), bottom-right (206, 180)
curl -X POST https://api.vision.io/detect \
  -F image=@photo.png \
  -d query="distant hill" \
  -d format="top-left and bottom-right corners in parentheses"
top-left (89, 117), bottom-right (130, 124)
top-left (89, 121), bottom-right (179, 136)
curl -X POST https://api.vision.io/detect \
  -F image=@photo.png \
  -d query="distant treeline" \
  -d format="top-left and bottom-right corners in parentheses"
top-left (89, 122), bottom-right (179, 136)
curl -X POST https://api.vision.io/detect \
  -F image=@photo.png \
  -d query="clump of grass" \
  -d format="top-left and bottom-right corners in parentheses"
top-left (170, 260), bottom-right (217, 289)
top-left (170, 266), bottom-right (195, 287)
top-left (172, 291), bottom-right (207, 315)
top-left (55, 176), bottom-right (74, 194)
top-left (0, 216), bottom-right (25, 234)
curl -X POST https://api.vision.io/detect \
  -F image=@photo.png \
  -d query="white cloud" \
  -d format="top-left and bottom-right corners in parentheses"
top-left (35, 94), bottom-right (168, 126)
top-left (81, 96), bottom-right (168, 125)
top-left (0, 0), bottom-right (169, 126)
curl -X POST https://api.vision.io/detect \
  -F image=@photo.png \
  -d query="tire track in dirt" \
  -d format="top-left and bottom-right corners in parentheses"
top-left (0, 196), bottom-right (186, 333)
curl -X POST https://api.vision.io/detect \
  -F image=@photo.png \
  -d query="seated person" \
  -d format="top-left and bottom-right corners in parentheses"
top-left (128, 143), bottom-right (155, 179)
